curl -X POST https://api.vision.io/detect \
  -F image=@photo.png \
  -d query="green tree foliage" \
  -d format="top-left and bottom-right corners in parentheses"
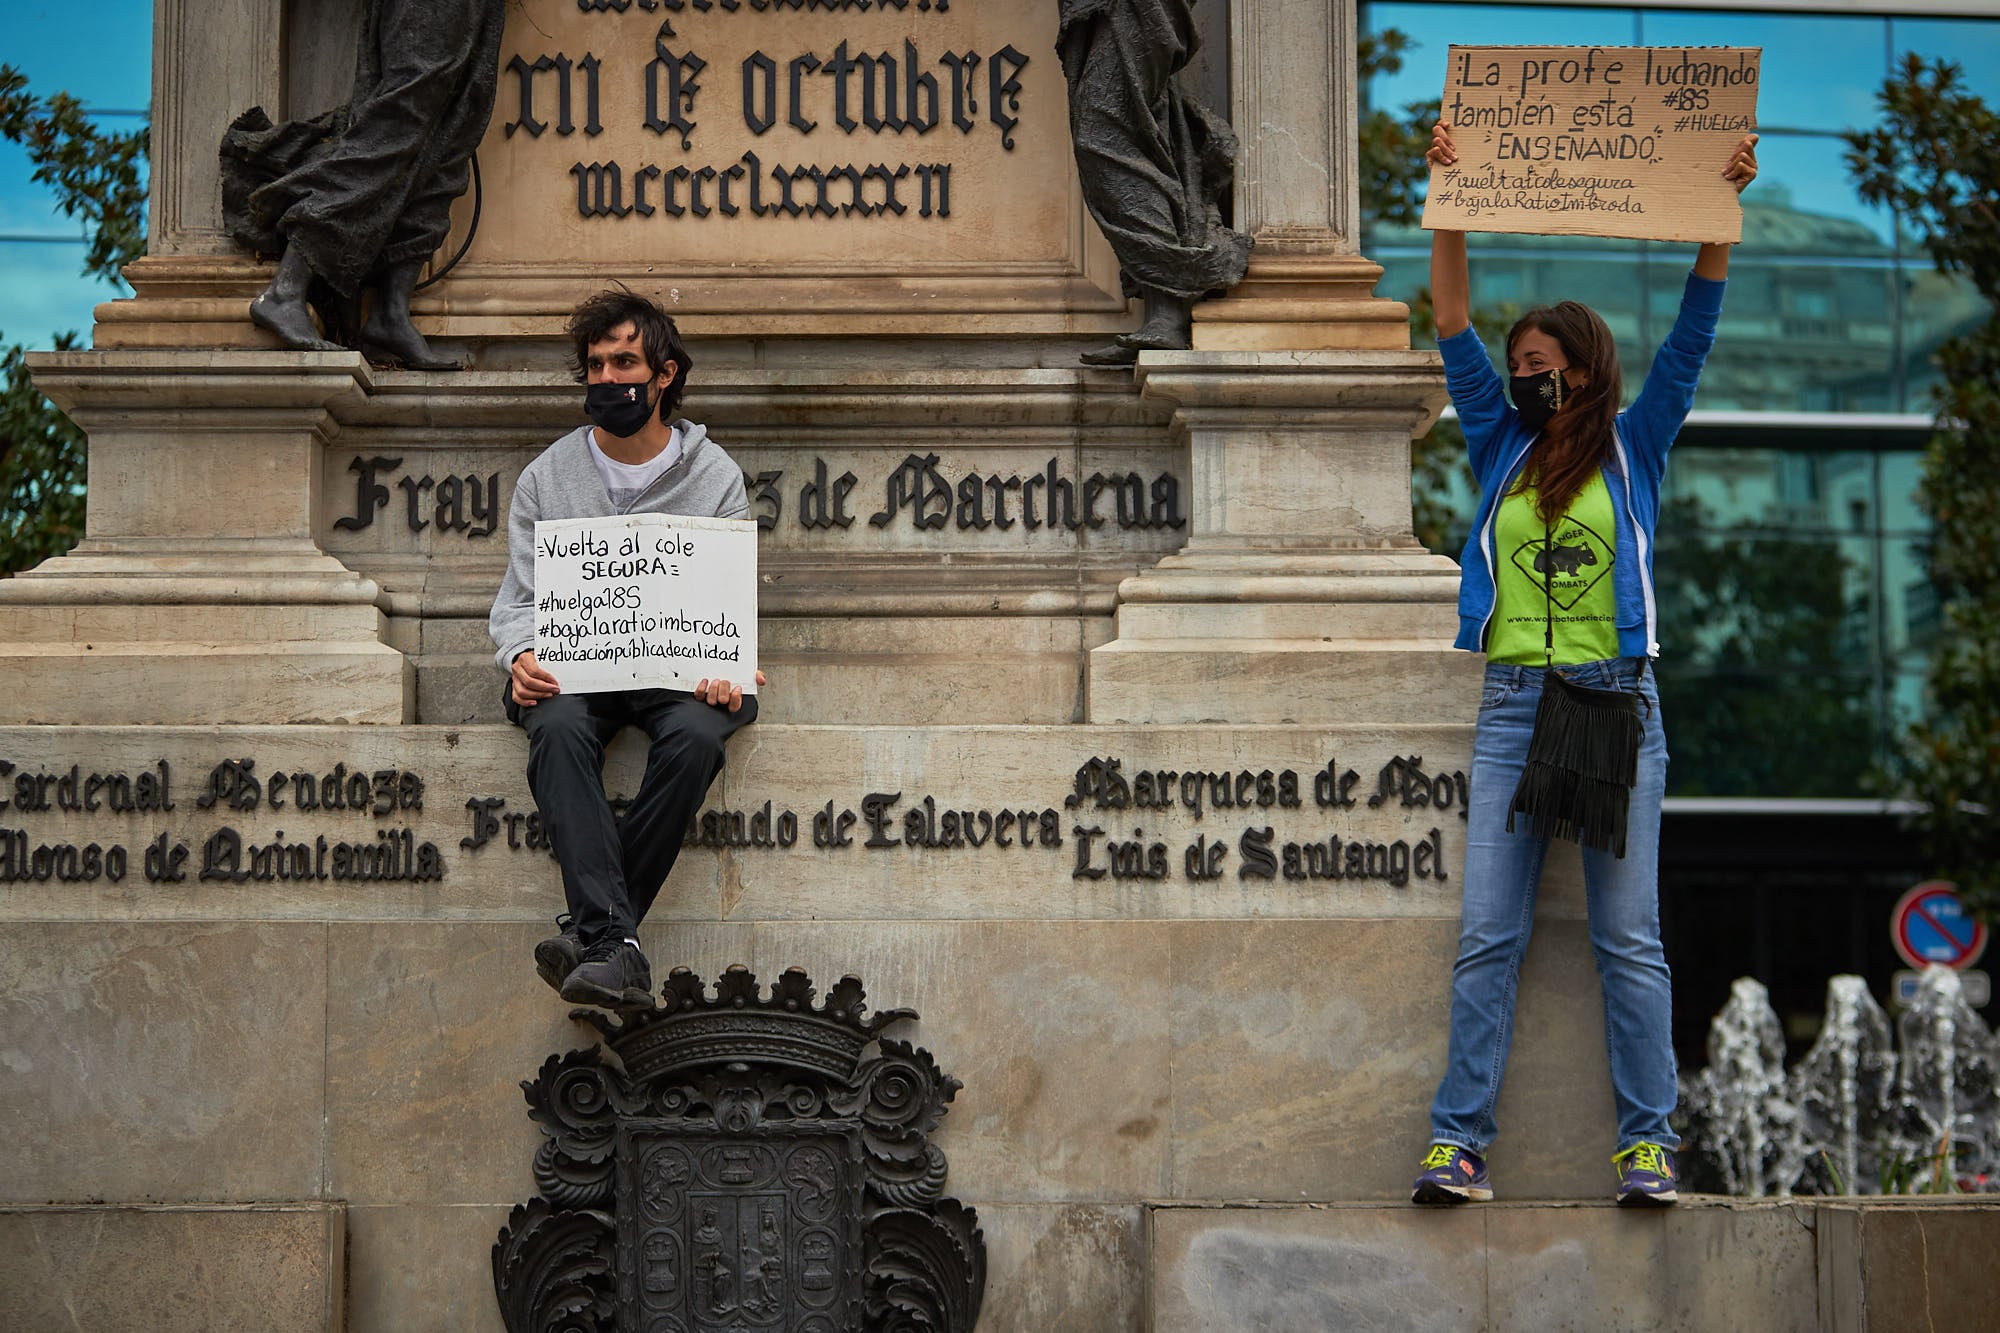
top-left (1846, 56), bottom-right (2000, 914)
top-left (0, 335), bottom-right (88, 569)
top-left (1358, 29), bottom-right (1433, 233)
top-left (0, 64), bottom-right (149, 576)
top-left (1651, 494), bottom-right (1878, 797)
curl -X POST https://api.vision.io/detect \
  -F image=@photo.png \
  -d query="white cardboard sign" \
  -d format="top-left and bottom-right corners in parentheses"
top-left (533, 512), bottom-right (759, 695)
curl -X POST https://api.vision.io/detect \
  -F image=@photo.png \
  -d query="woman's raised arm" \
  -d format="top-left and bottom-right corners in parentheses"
top-left (1426, 122), bottom-right (1471, 338)
top-left (1693, 133), bottom-right (1760, 280)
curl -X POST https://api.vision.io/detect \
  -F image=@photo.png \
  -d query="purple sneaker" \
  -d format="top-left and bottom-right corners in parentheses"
top-left (1412, 1143), bottom-right (1492, 1204)
top-left (1614, 1142), bottom-right (1679, 1206)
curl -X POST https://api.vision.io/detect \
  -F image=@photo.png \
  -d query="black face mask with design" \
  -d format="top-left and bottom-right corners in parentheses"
top-left (584, 380), bottom-right (659, 438)
top-left (1509, 368), bottom-right (1568, 434)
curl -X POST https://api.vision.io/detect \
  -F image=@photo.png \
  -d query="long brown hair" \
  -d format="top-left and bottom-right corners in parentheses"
top-left (1507, 302), bottom-right (1621, 523)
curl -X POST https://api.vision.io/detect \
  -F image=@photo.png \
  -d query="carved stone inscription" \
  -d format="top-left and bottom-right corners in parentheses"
top-left (0, 750), bottom-right (1464, 893)
top-left (469, 1), bottom-right (1073, 269)
top-left (0, 759), bottom-right (443, 886)
top-left (328, 451), bottom-right (1187, 541)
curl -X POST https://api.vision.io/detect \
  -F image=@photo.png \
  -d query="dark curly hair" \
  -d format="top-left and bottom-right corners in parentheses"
top-left (564, 287), bottom-right (694, 416)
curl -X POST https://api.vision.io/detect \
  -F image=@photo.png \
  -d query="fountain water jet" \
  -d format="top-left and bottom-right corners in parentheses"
top-left (1678, 967), bottom-right (2000, 1195)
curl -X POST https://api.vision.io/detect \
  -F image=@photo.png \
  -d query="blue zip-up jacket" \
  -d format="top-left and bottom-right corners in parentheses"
top-left (1443, 272), bottom-right (1726, 659)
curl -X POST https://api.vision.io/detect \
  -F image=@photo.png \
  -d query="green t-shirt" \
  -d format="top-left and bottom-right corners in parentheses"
top-left (1486, 472), bottom-right (1621, 665)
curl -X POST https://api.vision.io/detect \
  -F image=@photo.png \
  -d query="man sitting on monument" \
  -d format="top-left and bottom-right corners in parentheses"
top-left (489, 289), bottom-right (762, 1008)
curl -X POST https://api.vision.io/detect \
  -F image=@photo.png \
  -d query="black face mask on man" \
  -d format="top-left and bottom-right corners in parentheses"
top-left (1509, 368), bottom-right (1568, 434)
top-left (584, 380), bottom-right (659, 438)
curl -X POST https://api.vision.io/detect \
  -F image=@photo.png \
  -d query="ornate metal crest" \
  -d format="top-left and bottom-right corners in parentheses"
top-left (493, 965), bottom-right (985, 1333)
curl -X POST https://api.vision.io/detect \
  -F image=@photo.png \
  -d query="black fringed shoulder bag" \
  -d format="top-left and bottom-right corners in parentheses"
top-left (1505, 520), bottom-right (1644, 857)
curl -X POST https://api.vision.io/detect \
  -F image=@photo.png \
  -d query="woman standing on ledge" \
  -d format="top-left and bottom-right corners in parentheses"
top-left (1411, 124), bottom-right (1758, 1208)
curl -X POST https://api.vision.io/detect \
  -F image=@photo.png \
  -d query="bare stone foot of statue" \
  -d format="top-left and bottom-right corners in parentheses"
top-left (248, 247), bottom-right (344, 352)
top-left (358, 260), bottom-right (462, 371)
top-left (1079, 288), bottom-right (1193, 367)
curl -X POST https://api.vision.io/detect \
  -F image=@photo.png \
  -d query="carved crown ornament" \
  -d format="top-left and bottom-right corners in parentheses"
top-left (493, 965), bottom-right (985, 1333)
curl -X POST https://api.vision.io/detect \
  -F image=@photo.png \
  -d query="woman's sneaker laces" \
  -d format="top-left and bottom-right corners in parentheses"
top-left (1613, 1141), bottom-right (1678, 1206)
top-left (1411, 1143), bottom-right (1493, 1204)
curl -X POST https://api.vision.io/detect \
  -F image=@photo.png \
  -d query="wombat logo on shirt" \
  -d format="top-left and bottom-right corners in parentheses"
top-left (1510, 516), bottom-right (1612, 610)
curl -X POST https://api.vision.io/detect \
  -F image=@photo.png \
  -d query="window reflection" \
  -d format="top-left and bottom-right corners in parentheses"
top-left (1365, 3), bottom-right (1639, 113)
top-left (1704, 263), bottom-right (1900, 412)
top-left (1655, 667), bottom-right (1879, 797)
top-left (1637, 9), bottom-right (1885, 131)
top-left (1890, 18), bottom-right (2000, 102)
top-left (1902, 267), bottom-right (1988, 408)
top-left (1876, 453), bottom-right (1927, 535)
top-left (1741, 135), bottom-right (1897, 253)
top-left (1653, 518), bottom-right (1880, 796)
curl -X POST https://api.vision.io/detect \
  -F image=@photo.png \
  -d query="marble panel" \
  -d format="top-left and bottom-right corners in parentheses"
top-left (1484, 1200), bottom-right (1817, 1332)
top-left (344, 1203), bottom-right (510, 1333)
top-left (324, 920), bottom-right (754, 1206)
top-left (1088, 640), bottom-right (1482, 725)
top-left (1150, 1202), bottom-right (1486, 1332)
top-left (415, 652), bottom-right (514, 727)
top-left (739, 920), bottom-right (1175, 1203)
top-left (0, 1203), bottom-right (343, 1331)
top-left (1819, 1200), bottom-right (2000, 1331)
top-left (0, 922), bottom-right (328, 1203)
top-left (1166, 918), bottom-right (1614, 1203)
top-left (977, 1203), bottom-right (1146, 1333)
top-left (0, 644), bottom-right (408, 727)
top-left (1150, 1200), bottom-right (1821, 1333)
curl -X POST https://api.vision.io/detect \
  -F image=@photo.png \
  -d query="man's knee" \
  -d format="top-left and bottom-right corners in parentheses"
top-left (653, 720), bottom-right (727, 777)
top-left (522, 694), bottom-right (600, 761)
top-left (651, 700), bottom-right (749, 774)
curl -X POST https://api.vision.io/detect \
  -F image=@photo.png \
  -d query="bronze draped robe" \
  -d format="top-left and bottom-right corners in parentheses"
top-left (220, 0), bottom-right (506, 298)
top-left (1057, 0), bottom-right (1250, 301)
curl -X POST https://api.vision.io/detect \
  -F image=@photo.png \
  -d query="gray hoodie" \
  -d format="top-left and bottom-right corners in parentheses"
top-left (489, 420), bottom-right (750, 670)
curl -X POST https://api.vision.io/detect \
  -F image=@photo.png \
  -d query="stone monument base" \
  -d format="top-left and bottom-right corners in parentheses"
top-left (1149, 1197), bottom-right (2000, 1331)
top-left (4, 1192), bottom-right (1991, 1328)
top-left (0, 718), bottom-right (1607, 1330)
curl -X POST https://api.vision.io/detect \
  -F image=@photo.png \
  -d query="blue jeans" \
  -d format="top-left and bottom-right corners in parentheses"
top-left (1428, 657), bottom-right (1679, 1156)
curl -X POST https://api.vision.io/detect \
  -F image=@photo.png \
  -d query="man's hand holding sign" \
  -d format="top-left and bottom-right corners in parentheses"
top-left (527, 511), bottom-right (763, 710)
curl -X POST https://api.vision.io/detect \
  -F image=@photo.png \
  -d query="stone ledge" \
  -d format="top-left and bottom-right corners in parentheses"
top-left (0, 1202), bottom-right (345, 1331)
top-left (1148, 1198), bottom-right (2000, 1333)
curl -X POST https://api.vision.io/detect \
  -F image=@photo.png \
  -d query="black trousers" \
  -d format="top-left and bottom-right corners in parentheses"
top-left (506, 686), bottom-right (757, 945)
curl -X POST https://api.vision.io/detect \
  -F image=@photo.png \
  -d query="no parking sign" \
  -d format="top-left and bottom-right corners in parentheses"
top-left (1891, 881), bottom-right (1989, 971)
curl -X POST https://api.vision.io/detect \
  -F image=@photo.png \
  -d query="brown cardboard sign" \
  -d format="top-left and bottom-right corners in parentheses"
top-left (1420, 46), bottom-right (1761, 243)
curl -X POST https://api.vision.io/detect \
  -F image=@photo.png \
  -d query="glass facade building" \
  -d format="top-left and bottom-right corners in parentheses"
top-left (0, 3), bottom-right (153, 346)
top-left (1362, 0), bottom-right (2000, 1049)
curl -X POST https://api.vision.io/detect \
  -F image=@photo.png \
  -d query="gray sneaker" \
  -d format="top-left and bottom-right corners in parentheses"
top-left (533, 914), bottom-right (582, 994)
top-left (560, 938), bottom-right (653, 1009)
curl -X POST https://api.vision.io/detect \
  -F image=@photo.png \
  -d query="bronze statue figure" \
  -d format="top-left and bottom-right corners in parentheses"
top-left (220, 0), bottom-right (507, 369)
top-left (1058, 0), bottom-right (1251, 366)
